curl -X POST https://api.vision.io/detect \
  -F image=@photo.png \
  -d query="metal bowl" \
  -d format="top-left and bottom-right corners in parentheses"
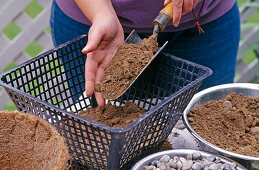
top-left (131, 149), bottom-right (247, 170)
top-left (182, 83), bottom-right (259, 169)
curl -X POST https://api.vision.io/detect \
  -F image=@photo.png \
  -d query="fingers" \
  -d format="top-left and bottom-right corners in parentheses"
top-left (172, 0), bottom-right (201, 26)
top-left (94, 91), bottom-right (105, 108)
top-left (164, 0), bottom-right (171, 5)
top-left (182, 0), bottom-right (193, 14)
top-left (95, 62), bottom-right (106, 107)
top-left (85, 53), bottom-right (107, 107)
top-left (193, 0), bottom-right (200, 9)
top-left (85, 53), bottom-right (98, 97)
top-left (172, 0), bottom-right (183, 27)
top-left (82, 27), bottom-right (103, 54)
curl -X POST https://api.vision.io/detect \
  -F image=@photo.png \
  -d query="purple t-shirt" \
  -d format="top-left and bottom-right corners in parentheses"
top-left (56, 0), bottom-right (236, 33)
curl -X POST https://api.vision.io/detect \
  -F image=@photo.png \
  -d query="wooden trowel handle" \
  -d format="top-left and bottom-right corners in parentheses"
top-left (160, 2), bottom-right (173, 21)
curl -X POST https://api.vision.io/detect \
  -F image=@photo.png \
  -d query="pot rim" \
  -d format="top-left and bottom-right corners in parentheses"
top-left (182, 83), bottom-right (259, 161)
top-left (131, 149), bottom-right (247, 170)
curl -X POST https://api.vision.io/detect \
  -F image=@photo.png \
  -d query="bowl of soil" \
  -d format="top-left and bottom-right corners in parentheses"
top-left (182, 83), bottom-right (259, 169)
top-left (0, 111), bottom-right (69, 170)
top-left (131, 149), bottom-right (247, 170)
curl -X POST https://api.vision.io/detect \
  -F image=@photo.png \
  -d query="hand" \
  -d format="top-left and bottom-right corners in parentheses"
top-left (164, 0), bottom-right (200, 27)
top-left (82, 14), bottom-right (124, 107)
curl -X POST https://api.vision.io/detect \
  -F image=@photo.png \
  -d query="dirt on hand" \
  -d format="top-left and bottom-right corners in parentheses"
top-left (188, 93), bottom-right (259, 157)
top-left (78, 101), bottom-right (146, 128)
top-left (0, 111), bottom-right (69, 170)
top-left (101, 34), bottom-right (158, 100)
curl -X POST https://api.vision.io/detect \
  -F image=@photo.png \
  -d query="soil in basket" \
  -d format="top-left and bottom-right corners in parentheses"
top-left (78, 101), bottom-right (146, 128)
top-left (67, 101), bottom-right (174, 168)
top-left (188, 92), bottom-right (259, 157)
top-left (100, 34), bottom-right (158, 100)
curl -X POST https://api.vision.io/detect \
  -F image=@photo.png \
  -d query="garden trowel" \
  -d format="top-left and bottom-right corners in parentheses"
top-left (106, 2), bottom-right (174, 100)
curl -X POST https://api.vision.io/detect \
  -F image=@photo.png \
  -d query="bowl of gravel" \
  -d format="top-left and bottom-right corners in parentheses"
top-left (182, 83), bottom-right (259, 170)
top-left (131, 149), bottom-right (246, 170)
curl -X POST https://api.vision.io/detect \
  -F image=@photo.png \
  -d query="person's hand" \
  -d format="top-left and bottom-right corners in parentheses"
top-left (82, 14), bottom-right (124, 107)
top-left (164, 0), bottom-right (200, 27)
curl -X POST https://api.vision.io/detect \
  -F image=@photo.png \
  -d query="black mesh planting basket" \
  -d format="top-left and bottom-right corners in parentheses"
top-left (0, 35), bottom-right (211, 170)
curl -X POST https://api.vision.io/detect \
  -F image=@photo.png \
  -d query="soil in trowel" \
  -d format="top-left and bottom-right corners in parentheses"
top-left (78, 101), bottom-right (146, 128)
top-left (188, 92), bottom-right (259, 157)
top-left (100, 34), bottom-right (158, 100)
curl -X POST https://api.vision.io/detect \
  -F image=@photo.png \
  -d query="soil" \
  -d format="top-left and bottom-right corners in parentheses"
top-left (101, 34), bottom-right (158, 100)
top-left (0, 111), bottom-right (69, 170)
top-left (188, 92), bottom-right (259, 157)
top-left (160, 140), bottom-right (173, 151)
top-left (78, 101), bottom-right (146, 128)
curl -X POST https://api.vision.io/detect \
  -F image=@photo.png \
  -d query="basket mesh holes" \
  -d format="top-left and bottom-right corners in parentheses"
top-left (0, 35), bottom-right (212, 169)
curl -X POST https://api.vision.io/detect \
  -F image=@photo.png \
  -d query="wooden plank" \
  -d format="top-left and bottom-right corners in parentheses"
top-left (238, 27), bottom-right (259, 54)
top-left (240, 0), bottom-right (259, 22)
top-left (14, 12), bottom-right (31, 30)
top-left (36, 31), bottom-right (53, 50)
top-left (236, 59), bottom-right (248, 73)
top-left (0, 0), bottom-right (8, 12)
top-left (0, 4), bottom-right (51, 71)
top-left (0, 0), bottom-right (31, 30)
top-left (13, 52), bottom-right (30, 65)
top-left (0, 34), bottom-right (9, 52)
top-left (37, 0), bottom-right (52, 8)
top-left (0, 90), bottom-right (10, 109)
top-left (235, 59), bottom-right (259, 82)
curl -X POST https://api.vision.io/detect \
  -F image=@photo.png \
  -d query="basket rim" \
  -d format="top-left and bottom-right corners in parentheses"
top-left (0, 35), bottom-right (212, 134)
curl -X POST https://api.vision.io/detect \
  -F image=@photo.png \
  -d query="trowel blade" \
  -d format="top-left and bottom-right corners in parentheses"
top-left (111, 30), bottom-right (168, 100)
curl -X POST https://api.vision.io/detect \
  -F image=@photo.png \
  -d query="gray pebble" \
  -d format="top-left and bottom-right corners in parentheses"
top-left (176, 160), bottom-right (183, 169)
top-left (186, 154), bottom-right (192, 160)
top-left (204, 167), bottom-right (210, 170)
top-left (223, 100), bottom-right (232, 108)
top-left (182, 160), bottom-right (193, 170)
top-left (158, 164), bottom-right (166, 170)
top-left (144, 153), bottom-right (239, 170)
top-left (250, 127), bottom-right (259, 133)
top-left (192, 162), bottom-right (205, 170)
top-left (206, 155), bottom-right (216, 162)
top-left (224, 168), bottom-right (231, 170)
top-left (209, 163), bottom-right (218, 170)
top-left (223, 163), bottom-right (231, 170)
top-left (217, 163), bottom-right (224, 170)
top-left (192, 152), bottom-right (202, 160)
top-left (151, 160), bottom-right (161, 167)
top-left (146, 165), bottom-right (156, 170)
top-left (172, 159), bottom-right (178, 164)
top-left (180, 157), bottom-right (187, 163)
top-left (159, 155), bottom-right (170, 163)
top-left (168, 159), bottom-right (177, 169)
top-left (204, 161), bottom-right (214, 167)
top-left (214, 158), bottom-right (222, 164)
top-left (173, 156), bottom-right (179, 161)
top-left (165, 162), bottom-right (171, 170)
top-left (230, 162), bottom-right (237, 168)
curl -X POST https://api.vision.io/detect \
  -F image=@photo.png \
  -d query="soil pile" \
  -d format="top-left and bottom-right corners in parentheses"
top-left (101, 34), bottom-right (158, 100)
top-left (0, 111), bottom-right (69, 170)
top-left (160, 140), bottom-right (173, 151)
top-left (78, 101), bottom-right (146, 128)
top-left (188, 93), bottom-right (259, 157)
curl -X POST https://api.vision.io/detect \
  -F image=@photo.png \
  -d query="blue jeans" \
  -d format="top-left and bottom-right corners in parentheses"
top-left (50, 0), bottom-right (240, 93)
